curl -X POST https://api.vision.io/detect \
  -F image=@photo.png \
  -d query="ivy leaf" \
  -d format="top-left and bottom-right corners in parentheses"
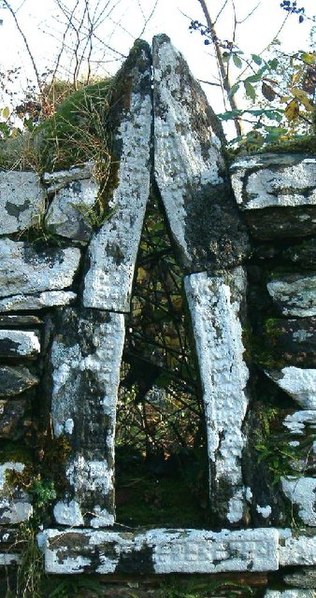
top-left (251, 54), bottom-right (262, 65)
top-left (262, 82), bottom-right (276, 101)
top-left (233, 53), bottom-right (242, 68)
top-left (244, 81), bottom-right (256, 101)
top-left (285, 99), bottom-right (300, 121)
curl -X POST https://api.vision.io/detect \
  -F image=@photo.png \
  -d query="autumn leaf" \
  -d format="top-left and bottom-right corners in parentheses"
top-left (291, 87), bottom-right (314, 111)
top-left (285, 99), bottom-right (300, 121)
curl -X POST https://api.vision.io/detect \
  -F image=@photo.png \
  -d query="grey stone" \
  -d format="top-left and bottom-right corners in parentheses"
top-left (153, 35), bottom-right (249, 272)
top-left (0, 330), bottom-right (40, 359)
top-left (83, 41), bottom-right (152, 312)
top-left (0, 462), bottom-right (32, 524)
top-left (45, 178), bottom-right (99, 242)
top-left (267, 274), bottom-right (316, 317)
top-left (266, 367), bottom-right (316, 409)
top-left (279, 529), bottom-right (316, 566)
top-left (184, 268), bottom-right (249, 524)
top-left (281, 477), bottom-right (316, 526)
top-left (0, 171), bottom-right (45, 236)
top-left (283, 238), bottom-right (316, 270)
top-left (231, 154), bottom-right (316, 239)
top-left (41, 527), bottom-right (279, 574)
top-left (43, 162), bottom-right (95, 194)
top-left (0, 291), bottom-right (77, 312)
top-left (0, 399), bottom-right (27, 438)
top-left (265, 591), bottom-right (315, 598)
top-left (50, 307), bottom-right (125, 526)
top-left (284, 568), bottom-right (316, 588)
top-left (263, 318), bottom-right (316, 367)
top-left (0, 366), bottom-right (38, 397)
top-left (0, 315), bottom-right (43, 327)
top-left (0, 239), bottom-right (81, 298)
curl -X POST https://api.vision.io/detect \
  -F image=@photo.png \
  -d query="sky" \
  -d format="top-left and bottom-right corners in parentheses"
top-left (0, 0), bottom-right (314, 112)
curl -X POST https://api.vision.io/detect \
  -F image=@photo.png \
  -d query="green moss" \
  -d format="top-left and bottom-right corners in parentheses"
top-left (263, 134), bottom-right (316, 155)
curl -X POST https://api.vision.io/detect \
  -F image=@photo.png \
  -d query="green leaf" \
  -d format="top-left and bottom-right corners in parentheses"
top-left (233, 53), bottom-right (242, 68)
top-left (301, 52), bottom-right (316, 65)
top-left (268, 58), bottom-right (278, 71)
top-left (1, 106), bottom-right (10, 119)
top-left (251, 54), bottom-right (262, 65)
top-left (228, 82), bottom-right (240, 98)
top-left (244, 80), bottom-right (256, 101)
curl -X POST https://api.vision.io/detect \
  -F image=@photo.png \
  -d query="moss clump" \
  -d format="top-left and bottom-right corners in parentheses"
top-left (261, 134), bottom-right (316, 155)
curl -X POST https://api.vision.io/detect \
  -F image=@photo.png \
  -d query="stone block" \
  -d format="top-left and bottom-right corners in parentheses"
top-left (184, 268), bottom-right (249, 524)
top-left (281, 477), bottom-right (316, 526)
top-left (0, 291), bottom-right (77, 312)
top-left (263, 318), bottom-right (316, 367)
top-left (0, 462), bottom-right (32, 524)
top-left (153, 35), bottom-right (249, 272)
top-left (0, 171), bottom-right (45, 236)
top-left (0, 330), bottom-right (40, 359)
top-left (43, 162), bottom-right (95, 194)
top-left (230, 153), bottom-right (316, 239)
top-left (83, 41), bottom-right (152, 312)
top-left (267, 274), bottom-right (316, 317)
top-left (0, 399), bottom-right (27, 438)
top-left (266, 367), bottom-right (316, 409)
top-left (0, 366), bottom-right (38, 397)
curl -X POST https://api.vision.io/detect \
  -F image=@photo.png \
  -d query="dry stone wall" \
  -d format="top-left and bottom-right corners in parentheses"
top-left (0, 35), bottom-right (315, 593)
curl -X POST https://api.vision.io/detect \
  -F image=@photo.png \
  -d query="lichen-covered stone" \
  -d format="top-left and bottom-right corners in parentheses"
top-left (153, 34), bottom-right (249, 272)
top-left (83, 42), bottom-right (152, 312)
top-left (0, 399), bottom-right (27, 438)
top-left (281, 477), bottom-right (316, 526)
top-left (184, 268), bottom-right (249, 524)
top-left (264, 318), bottom-right (316, 367)
top-left (230, 153), bottom-right (316, 239)
top-left (0, 366), bottom-right (38, 397)
top-left (266, 367), bottom-right (316, 409)
top-left (267, 274), bottom-right (316, 317)
top-left (50, 308), bottom-right (125, 526)
top-left (41, 527), bottom-right (279, 574)
top-left (0, 330), bottom-right (40, 359)
top-left (43, 162), bottom-right (95, 194)
top-left (0, 171), bottom-right (45, 236)
top-left (279, 529), bottom-right (316, 566)
top-left (0, 239), bottom-right (81, 298)
top-left (265, 591), bottom-right (315, 597)
top-left (0, 315), bottom-right (42, 327)
top-left (0, 290), bottom-right (77, 312)
top-left (283, 238), bottom-right (316, 270)
top-left (284, 568), bottom-right (316, 588)
top-left (45, 178), bottom-right (99, 242)
top-left (0, 462), bottom-right (32, 524)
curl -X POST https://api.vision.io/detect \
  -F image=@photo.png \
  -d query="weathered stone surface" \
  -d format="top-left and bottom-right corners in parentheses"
top-left (41, 527), bottom-right (279, 574)
top-left (264, 318), bottom-right (316, 367)
top-left (265, 591), bottom-right (315, 597)
top-left (283, 238), bottom-right (316, 270)
top-left (0, 171), bottom-right (45, 236)
top-left (279, 529), bottom-right (316, 566)
top-left (0, 330), bottom-right (40, 359)
top-left (45, 178), bottom-right (99, 242)
top-left (50, 308), bottom-right (125, 526)
top-left (0, 366), bottom-right (38, 397)
top-left (153, 35), bottom-right (249, 271)
top-left (0, 315), bottom-right (42, 327)
top-left (83, 42), bottom-right (152, 312)
top-left (282, 477), bottom-right (316, 526)
top-left (0, 291), bottom-right (77, 312)
top-left (284, 568), bottom-right (316, 588)
top-left (230, 154), bottom-right (316, 239)
top-left (0, 462), bottom-right (32, 524)
top-left (0, 399), bottom-right (27, 438)
top-left (266, 367), bottom-right (316, 409)
top-left (267, 274), bottom-right (316, 317)
top-left (184, 268), bottom-right (249, 524)
top-left (43, 162), bottom-right (95, 194)
top-left (0, 239), bottom-right (81, 298)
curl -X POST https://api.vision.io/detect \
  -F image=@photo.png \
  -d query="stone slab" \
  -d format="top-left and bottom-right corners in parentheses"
top-left (0, 315), bottom-right (43, 327)
top-left (153, 34), bottom-right (249, 271)
top-left (50, 308), bottom-right (125, 526)
top-left (0, 330), bottom-right (40, 359)
top-left (43, 162), bottom-right (95, 194)
top-left (0, 462), bottom-right (32, 524)
top-left (267, 274), bottom-right (316, 317)
top-left (282, 477), bottom-right (316, 526)
top-left (0, 291), bottom-right (77, 312)
top-left (266, 367), bottom-right (316, 409)
top-left (0, 399), bottom-right (27, 438)
top-left (41, 527), bottom-right (279, 574)
top-left (45, 177), bottom-right (99, 242)
top-left (0, 171), bottom-right (45, 236)
top-left (265, 592), bottom-right (315, 598)
top-left (0, 239), bottom-right (81, 298)
top-left (184, 268), bottom-right (249, 525)
top-left (0, 366), bottom-right (38, 397)
top-left (279, 529), bottom-right (316, 566)
top-left (230, 154), bottom-right (316, 239)
top-left (83, 41), bottom-right (152, 312)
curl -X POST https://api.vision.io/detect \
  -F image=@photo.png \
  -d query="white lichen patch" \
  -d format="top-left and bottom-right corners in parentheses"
top-left (283, 410), bottom-right (316, 435)
top-left (66, 457), bottom-right (113, 496)
top-left (279, 529), bottom-right (316, 566)
top-left (0, 171), bottom-right (45, 235)
top-left (53, 499), bottom-right (84, 527)
top-left (90, 506), bottom-right (114, 528)
top-left (256, 504), bottom-right (272, 518)
top-left (184, 269), bottom-right (249, 517)
top-left (0, 291), bottom-right (77, 312)
top-left (0, 462), bottom-right (33, 524)
top-left (153, 36), bottom-right (224, 266)
top-left (227, 488), bottom-right (246, 523)
top-left (0, 239), bottom-right (81, 298)
top-left (83, 66), bottom-right (152, 312)
top-left (231, 156), bottom-right (316, 209)
top-left (266, 367), bottom-right (316, 409)
top-left (267, 275), bottom-right (316, 317)
top-left (0, 330), bottom-right (40, 357)
top-left (281, 477), bottom-right (316, 526)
